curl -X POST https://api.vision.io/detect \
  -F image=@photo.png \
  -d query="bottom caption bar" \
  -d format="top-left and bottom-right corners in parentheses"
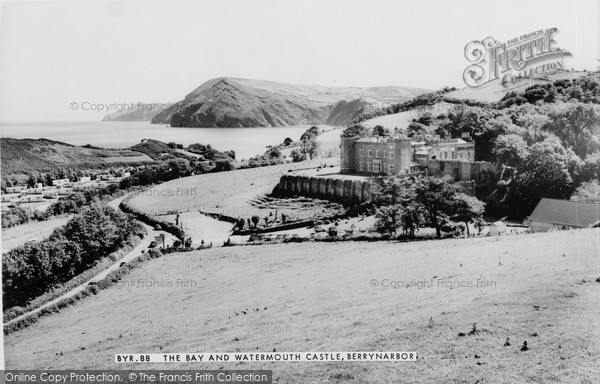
top-left (2, 371), bottom-right (272, 384)
top-left (116, 352), bottom-right (417, 363)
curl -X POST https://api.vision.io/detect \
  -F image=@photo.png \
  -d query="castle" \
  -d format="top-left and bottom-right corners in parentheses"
top-left (340, 132), bottom-right (475, 176)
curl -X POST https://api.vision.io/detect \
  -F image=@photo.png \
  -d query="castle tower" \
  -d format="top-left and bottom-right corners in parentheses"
top-left (340, 135), bottom-right (357, 173)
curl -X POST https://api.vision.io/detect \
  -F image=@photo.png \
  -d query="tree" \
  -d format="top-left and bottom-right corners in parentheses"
top-left (493, 134), bottom-right (529, 167)
top-left (166, 158), bottom-right (192, 179)
top-left (328, 226), bottom-right (338, 238)
top-left (572, 180), bottom-right (600, 203)
top-left (578, 152), bottom-right (600, 183)
top-left (373, 177), bottom-right (423, 237)
top-left (268, 147), bottom-right (282, 159)
top-left (300, 126), bottom-right (320, 141)
top-left (291, 149), bottom-right (304, 162)
top-left (542, 103), bottom-right (600, 159)
top-left (300, 138), bottom-right (318, 160)
top-left (372, 125), bottom-right (389, 137)
top-left (374, 205), bottom-right (403, 237)
top-left (407, 122), bottom-right (429, 137)
top-left (399, 203), bottom-right (423, 237)
top-left (451, 193), bottom-right (485, 237)
top-left (251, 215), bottom-right (260, 229)
top-left (342, 124), bottom-right (368, 138)
top-left (283, 137), bottom-right (293, 146)
top-left (212, 160), bottom-right (234, 172)
top-left (374, 177), bottom-right (405, 205)
top-left (501, 136), bottom-right (577, 218)
top-left (413, 177), bottom-right (459, 238)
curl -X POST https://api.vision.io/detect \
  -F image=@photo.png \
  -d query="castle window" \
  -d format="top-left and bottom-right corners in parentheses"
top-left (367, 162), bottom-right (372, 171)
top-left (375, 150), bottom-right (380, 158)
top-left (384, 150), bottom-right (387, 158)
top-left (383, 163), bottom-right (388, 172)
top-left (389, 152), bottom-right (394, 160)
top-left (373, 159), bottom-right (381, 173)
top-left (359, 149), bottom-right (364, 157)
top-left (359, 162), bottom-right (364, 171)
top-left (368, 149), bottom-right (372, 157)
top-left (388, 164), bottom-right (395, 174)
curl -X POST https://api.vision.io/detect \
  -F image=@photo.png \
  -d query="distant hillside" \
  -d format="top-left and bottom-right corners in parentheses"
top-left (1, 138), bottom-right (155, 177)
top-left (355, 70), bottom-right (598, 126)
top-left (151, 77), bottom-right (428, 127)
top-left (445, 71), bottom-right (587, 103)
top-left (102, 103), bottom-right (171, 122)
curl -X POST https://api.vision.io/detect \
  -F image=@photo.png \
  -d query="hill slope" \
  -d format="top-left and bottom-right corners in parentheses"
top-left (4, 229), bottom-right (599, 383)
top-left (0, 138), bottom-right (155, 176)
top-left (151, 77), bottom-right (428, 127)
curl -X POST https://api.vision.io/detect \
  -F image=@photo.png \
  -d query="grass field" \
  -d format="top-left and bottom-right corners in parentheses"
top-left (5, 228), bottom-right (599, 382)
top-left (126, 158), bottom-right (339, 221)
top-left (1, 215), bottom-right (71, 253)
top-left (157, 212), bottom-right (234, 247)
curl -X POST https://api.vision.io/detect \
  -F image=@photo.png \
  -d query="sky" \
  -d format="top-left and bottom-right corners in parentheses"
top-left (0, 0), bottom-right (598, 122)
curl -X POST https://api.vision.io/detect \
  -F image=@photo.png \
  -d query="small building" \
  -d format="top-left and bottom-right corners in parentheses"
top-left (28, 186), bottom-right (44, 194)
top-left (73, 183), bottom-right (94, 191)
top-left (528, 198), bottom-right (600, 232)
top-left (412, 136), bottom-right (475, 166)
top-left (42, 189), bottom-right (59, 198)
top-left (1, 193), bottom-right (21, 202)
top-left (52, 178), bottom-right (70, 187)
top-left (57, 188), bottom-right (73, 195)
top-left (489, 220), bottom-right (507, 236)
top-left (79, 176), bottom-right (91, 183)
top-left (5, 186), bottom-right (26, 194)
top-left (20, 194), bottom-right (44, 203)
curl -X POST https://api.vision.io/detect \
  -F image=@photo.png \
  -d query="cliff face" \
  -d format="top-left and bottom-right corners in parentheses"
top-left (151, 77), bottom-right (428, 127)
top-left (326, 99), bottom-right (370, 126)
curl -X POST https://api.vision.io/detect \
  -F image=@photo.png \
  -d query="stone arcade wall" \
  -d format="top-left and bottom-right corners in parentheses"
top-left (278, 174), bottom-right (375, 203)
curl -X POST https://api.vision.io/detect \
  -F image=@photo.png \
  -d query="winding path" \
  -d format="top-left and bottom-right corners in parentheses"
top-left (4, 194), bottom-right (176, 328)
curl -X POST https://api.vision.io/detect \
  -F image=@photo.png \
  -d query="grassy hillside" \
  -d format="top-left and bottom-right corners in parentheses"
top-left (1, 138), bottom-right (154, 177)
top-left (4, 229), bottom-right (599, 382)
top-left (445, 71), bottom-right (587, 103)
top-left (126, 157), bottom-right (339, 220)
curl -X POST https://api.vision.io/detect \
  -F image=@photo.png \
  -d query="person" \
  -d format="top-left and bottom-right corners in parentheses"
top-left (201, 239), bottom-right (205, 248)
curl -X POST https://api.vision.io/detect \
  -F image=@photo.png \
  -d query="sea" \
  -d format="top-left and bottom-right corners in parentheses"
top-left (0, 121), bottom-right (316, 161)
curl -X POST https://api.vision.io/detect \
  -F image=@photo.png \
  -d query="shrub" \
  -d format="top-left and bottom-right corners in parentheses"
top-left (2, 204), bottom-right (141, 309)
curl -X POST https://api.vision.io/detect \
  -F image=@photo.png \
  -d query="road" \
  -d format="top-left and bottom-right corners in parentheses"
top-left (4, 194), bottom-right (176, 327)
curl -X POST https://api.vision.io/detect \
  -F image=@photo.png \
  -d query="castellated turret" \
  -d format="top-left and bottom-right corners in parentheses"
top-left (340, 135), bottom-right (358, 174)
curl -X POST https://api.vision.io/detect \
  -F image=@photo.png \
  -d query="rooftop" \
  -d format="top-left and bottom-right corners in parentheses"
top-left (529, 198), bottom-right (600, 228)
